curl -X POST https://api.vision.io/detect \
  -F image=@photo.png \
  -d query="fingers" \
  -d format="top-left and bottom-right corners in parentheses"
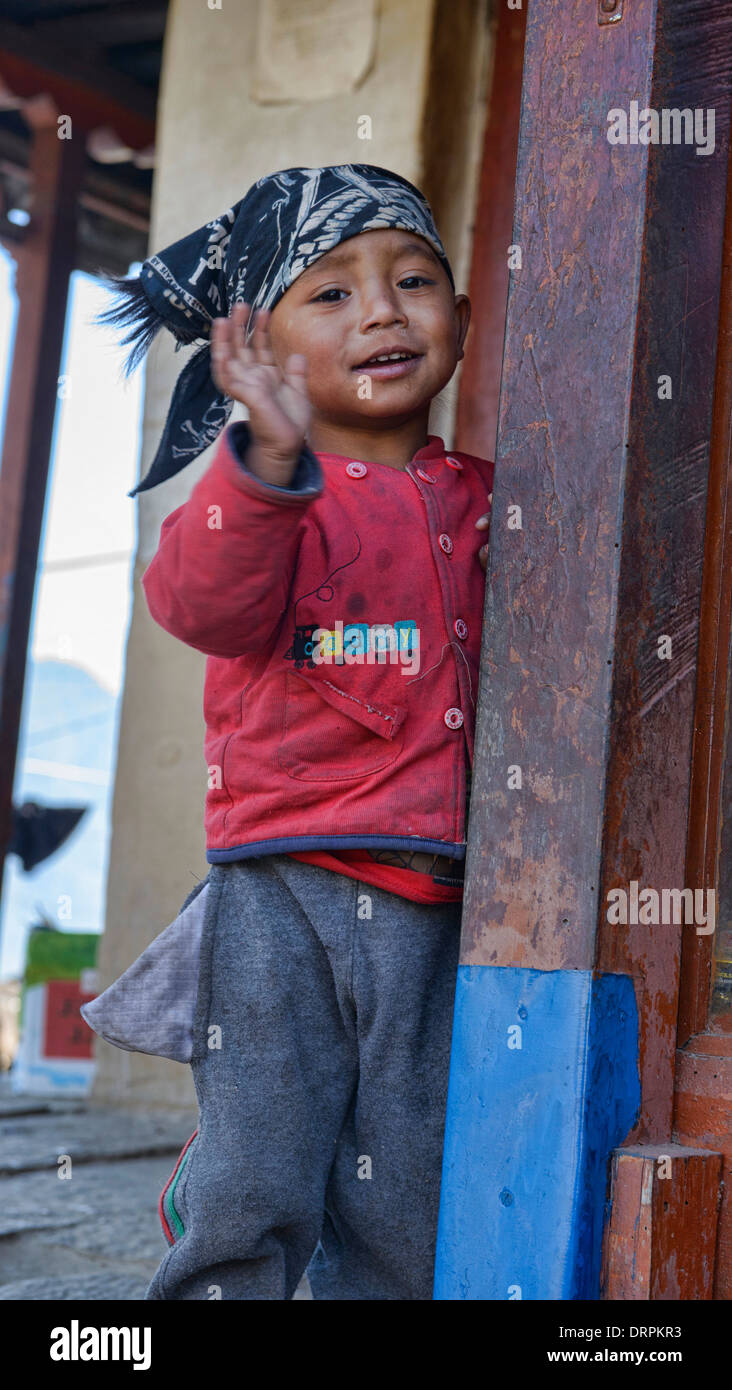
top-left (210, 303), bottom-right (311, 448)
top-left (211, 305), bottom-right (250, 391)
top-left (282, 353), bottom-right (309, 394)
top-left (235, 303), bottom-right (276, 369)
top-left (251, 307), bottom-right (276, 367)
top-left (476, 496), bottom-right (492, 571)
top-left (212, 302), bottom-right (267, 362)
top-left (211, 303), bottom-right (280, 397)
top-left (474, 497), bottom-right (493, 529)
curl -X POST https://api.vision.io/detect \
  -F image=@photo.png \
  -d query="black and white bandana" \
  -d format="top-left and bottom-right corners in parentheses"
top-left (101, 164), bottom-right (455, 497)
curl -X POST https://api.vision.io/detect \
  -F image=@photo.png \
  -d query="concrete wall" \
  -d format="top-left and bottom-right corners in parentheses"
top-left (92, 0), bottom-right (493, 1107)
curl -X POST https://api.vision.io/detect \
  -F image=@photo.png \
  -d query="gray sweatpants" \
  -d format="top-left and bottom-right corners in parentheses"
top-left (145, 853), bottom-right (462, 1300)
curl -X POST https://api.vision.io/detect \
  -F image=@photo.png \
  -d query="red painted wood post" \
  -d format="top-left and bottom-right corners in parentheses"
top-left (455, 1), bottom-right (527, 463)
top-left (0, 108), bottom-right (84, 902)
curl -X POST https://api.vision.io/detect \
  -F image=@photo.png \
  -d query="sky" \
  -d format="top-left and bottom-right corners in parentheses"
top-left (0, 247), bottom-right (145, 980)
top-left (0, 249), bottom-right (144, 696)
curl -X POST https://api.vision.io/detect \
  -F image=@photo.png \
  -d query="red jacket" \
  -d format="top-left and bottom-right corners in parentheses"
top-left (141, 421), bottom-right (494, 864)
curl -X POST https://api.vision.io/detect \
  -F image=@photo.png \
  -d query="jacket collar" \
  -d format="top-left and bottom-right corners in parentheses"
top-left (413, 434), bottom-right (447, 461)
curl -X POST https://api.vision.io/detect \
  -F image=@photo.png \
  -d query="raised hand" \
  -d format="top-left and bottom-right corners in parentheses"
top-left (210, 302), bottom-right (311, 488)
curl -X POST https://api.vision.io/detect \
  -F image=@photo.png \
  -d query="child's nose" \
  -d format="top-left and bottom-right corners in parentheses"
top-left (359, 285), bottom-right (408, 330)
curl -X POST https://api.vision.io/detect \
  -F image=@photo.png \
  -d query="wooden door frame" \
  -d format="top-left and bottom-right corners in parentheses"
top-left (677, 123), bottom-right (732, 1047)
top-left (437, 0), bottom-right (732, 1300)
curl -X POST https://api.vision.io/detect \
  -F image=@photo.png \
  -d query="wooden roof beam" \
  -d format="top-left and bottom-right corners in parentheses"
top-left (0, 28), bottom-right (157, 142)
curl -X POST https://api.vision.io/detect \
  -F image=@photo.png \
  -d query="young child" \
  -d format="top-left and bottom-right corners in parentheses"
top-left (102, 164), bottom-right (493, 1300)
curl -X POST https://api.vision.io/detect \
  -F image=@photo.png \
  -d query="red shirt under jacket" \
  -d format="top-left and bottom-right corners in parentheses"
top-left (288, 848), bottom-right (466, 904)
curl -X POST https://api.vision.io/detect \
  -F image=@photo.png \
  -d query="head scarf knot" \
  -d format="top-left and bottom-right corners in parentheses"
top-left (101, 163), bottom-right (454, 497)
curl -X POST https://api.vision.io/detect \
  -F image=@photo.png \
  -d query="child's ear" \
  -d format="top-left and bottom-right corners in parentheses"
top-left (455, 294), bottom-right (471, 359)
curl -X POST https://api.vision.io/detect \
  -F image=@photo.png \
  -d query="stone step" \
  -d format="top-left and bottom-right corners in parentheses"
top-left (0, 1106), bottom-right (196, 1175)
top-left (0, 1273), bottom-right (149, 1300)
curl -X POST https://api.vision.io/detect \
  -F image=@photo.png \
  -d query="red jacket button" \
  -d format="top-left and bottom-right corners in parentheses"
top-left (445, 455), bottom-right (464, 471)
top-left (416, 468), bottom-right (436, 483)
top-left (444, 707), bottom-right (464, 730)
top-left (346, 461), bottom-right (368, 478)
top-left (454, 619), bottom-right (468, 639)
top-left (439, 533), bottom-right (453, 554)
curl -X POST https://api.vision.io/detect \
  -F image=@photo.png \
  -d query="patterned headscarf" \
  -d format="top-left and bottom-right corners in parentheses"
top-left (102, 164), bottom-right (454, 497)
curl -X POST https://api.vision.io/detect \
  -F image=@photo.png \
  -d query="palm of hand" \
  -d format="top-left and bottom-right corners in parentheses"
top-left (211, 302), bottom-right (311, 461)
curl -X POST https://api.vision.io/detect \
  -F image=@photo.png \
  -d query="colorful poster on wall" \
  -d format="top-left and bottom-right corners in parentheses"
top-left (10, 928), bottom-right (99, 1096)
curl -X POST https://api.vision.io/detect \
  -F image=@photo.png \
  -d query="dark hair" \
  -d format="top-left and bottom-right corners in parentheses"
top-left (96, 273), bottom-right (202, 374)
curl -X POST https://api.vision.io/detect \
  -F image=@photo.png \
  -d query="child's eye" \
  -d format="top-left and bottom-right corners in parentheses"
top-left (312, 287), bottom-right (347, 302)
top-left (398, 275), bottom-right (434, 289)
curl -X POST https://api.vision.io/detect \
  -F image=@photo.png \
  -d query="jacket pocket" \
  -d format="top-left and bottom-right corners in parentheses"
top-left (278, 669), bottom-right (406, 781)
top-left (80, 878), bottom-right (210, 1064)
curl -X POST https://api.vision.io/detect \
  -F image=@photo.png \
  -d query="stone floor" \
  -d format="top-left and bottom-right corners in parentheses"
top-left (0, 1077), bottom-right (311, 1299)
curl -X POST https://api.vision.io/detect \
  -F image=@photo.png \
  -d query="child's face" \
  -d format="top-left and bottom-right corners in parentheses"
top-left (267, 228), bottom-right (470, 432)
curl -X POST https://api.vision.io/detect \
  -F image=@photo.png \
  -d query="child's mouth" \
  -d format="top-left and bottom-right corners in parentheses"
top-left (352, 349), bottom-right (424, 380)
